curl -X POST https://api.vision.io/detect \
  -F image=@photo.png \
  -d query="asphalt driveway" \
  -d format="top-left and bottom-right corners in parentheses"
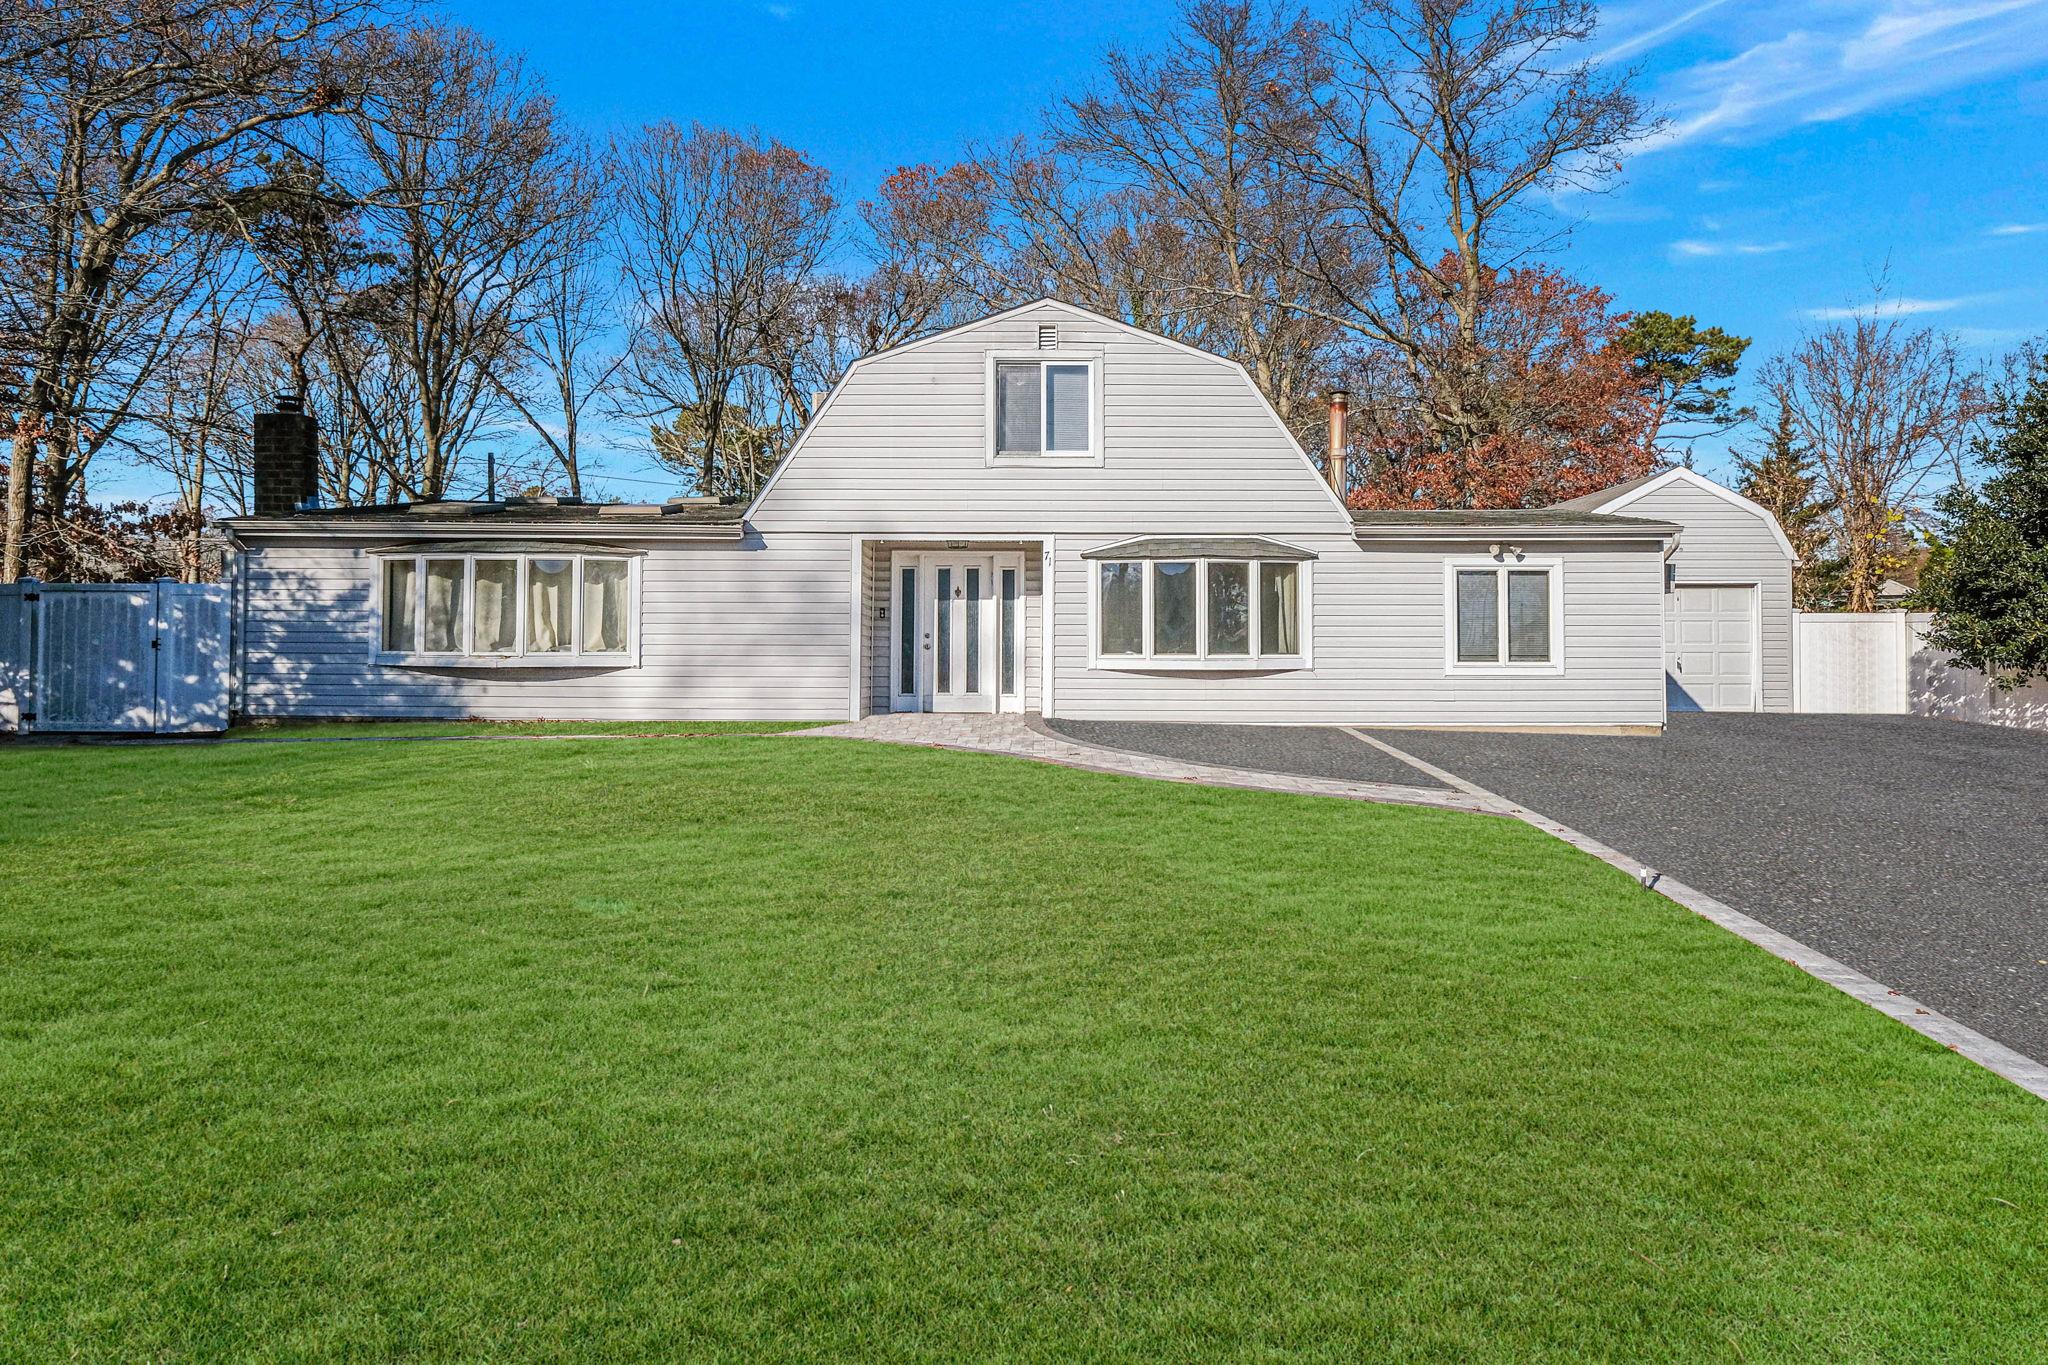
top-left (1048, 713), bottom-right (2048, 1062)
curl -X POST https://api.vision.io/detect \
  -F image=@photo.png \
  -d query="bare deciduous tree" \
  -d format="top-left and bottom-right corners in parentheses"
top-left (127, 277), bottom-right (265, 578)
top-left (0, 0), bottom-right (384, 579)
top-left (343, 24), bottom-right (569, 499)
top-left (613, 122), bottom-right (836, 496)
top-left (1056, 0), bottom-right (1350, 431)
top-left (1763, 307), bottom-right (1994, 611)
top-left (1262, 0), bottom-right (1657, 479)
top-left (489, 143), bottom-right (620, 498)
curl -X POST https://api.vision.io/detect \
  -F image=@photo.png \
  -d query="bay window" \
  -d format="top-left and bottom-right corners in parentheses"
top-left (1090, 549), bottom-right (1311, 668)
top-left (1445, 559), bottom-right (1562, 671)
top-left (376, 550), bottom-right (638, 664)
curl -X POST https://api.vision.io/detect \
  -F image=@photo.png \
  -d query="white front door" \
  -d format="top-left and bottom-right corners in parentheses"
top-left (1666, 584), bottom-right (1756, 712)
top-left (890, 553), bottom-right (999, 713)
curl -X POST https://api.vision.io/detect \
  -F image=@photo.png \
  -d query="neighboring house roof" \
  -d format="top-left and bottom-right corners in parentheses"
top-left (1877, 577), bottom-right (1915, 600)
top-left (1349, 508), bottom-right (1681, 539)
top-left (222, 498), bottom-right (747, 541)
top-left (1549, 466), bottom-right (1798, 561)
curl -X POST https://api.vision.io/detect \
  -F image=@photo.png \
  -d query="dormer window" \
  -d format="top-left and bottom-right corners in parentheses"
top-left (986, 350), bottom-right (1102, 464)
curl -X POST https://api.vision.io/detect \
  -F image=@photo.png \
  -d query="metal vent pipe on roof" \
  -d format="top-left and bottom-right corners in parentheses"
top-left (1326, 389), bottom-right (1350, 498)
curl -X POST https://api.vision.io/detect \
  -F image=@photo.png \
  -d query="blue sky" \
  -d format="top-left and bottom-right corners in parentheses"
top-left (116, 0), bottom-right (2048, 503)
top-left (449, 0), bottom-right (2048, 491)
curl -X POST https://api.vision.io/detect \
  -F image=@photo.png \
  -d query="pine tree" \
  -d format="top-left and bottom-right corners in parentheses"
top-left (1917, 355), bottom-right (2048, 687)
top-left (1733, 402), bottom-right (1843, 609)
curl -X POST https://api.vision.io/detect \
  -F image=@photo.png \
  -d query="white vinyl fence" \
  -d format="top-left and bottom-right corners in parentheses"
top-left (1793, 612), bottom-right (1916, 714)
top-left (0, 580), bottom-right (230, 734)
top-left (1794, 610), bottom-right (2048, 731)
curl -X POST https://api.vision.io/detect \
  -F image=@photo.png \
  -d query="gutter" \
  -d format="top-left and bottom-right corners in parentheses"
top-left (1350, 524), bottom-right (1681, 544)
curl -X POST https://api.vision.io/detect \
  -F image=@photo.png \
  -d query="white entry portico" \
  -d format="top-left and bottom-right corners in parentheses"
top-left (886, 547), bottom-right (1030, 713)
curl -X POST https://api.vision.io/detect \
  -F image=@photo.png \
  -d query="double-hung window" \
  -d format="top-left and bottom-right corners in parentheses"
top-left (1445, 559), bottom-right (1562, 671)
top-left (377, 550), bottom-right (638, 664)
top-left (1091, 548), bottom-right (1309, 669)
top-left (989, 352), bottom-right (1099, 462)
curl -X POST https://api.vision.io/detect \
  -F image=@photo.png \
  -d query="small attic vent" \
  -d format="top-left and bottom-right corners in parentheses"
top-left (1037, 323), bottom-right (1058, 350)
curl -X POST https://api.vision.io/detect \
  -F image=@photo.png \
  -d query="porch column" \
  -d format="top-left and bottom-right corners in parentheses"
top-left (847, 537), bottom-right (865, 721)
top-left (1041, 536), bottom-right (1056, 717)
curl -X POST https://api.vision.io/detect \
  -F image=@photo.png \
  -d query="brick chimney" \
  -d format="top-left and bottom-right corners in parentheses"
top-left (1326, 388), bottom-right (1349, 498)
top-left (253, 394), bottom-right (320, 515)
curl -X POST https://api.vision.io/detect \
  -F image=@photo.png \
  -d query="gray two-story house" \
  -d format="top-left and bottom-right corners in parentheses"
top-left (224, 299), bottom-right (1795, 728)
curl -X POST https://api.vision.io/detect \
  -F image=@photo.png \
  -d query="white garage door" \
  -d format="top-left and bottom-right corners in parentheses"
top-left (1666, 585), bottom-right (1755, 712)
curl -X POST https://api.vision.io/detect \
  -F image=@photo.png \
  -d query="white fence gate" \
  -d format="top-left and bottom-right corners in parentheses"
top-left (0, 580), bottom-right (230, 734)
top-left (1794, 610), bottom-right (2048, 731)
top-left (1793, 611), bottom-right (1915, 714)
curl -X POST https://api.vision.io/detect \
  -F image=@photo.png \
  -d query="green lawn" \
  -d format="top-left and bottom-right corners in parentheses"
top-left (229, 717), bottom-right (828, 739)
top-left (1, 734), bottom-right (2042, 1360)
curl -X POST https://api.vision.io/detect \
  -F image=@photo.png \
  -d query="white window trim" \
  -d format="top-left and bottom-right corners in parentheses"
top-left (984, 349), bottom-right (1105, 466)
top-left (373, 551), bottom-right (642, 668)
top-left (1088, 556), bottom-right (1313, 671)
top-left (1443, 556), bottom-right (1565, 674)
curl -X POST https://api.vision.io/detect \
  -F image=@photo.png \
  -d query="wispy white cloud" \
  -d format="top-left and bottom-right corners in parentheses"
top-left (763, 3), bottom-right (795, 18)
top-left (1803, 293), bottom-right (1996, 320)
top-left (1988, 222), bottom-right (2048, 236)
top-left (1671, 237), bottom-right (1794, 258)
top-left (1595, 0), bottom-right (1734, 64)
top-left (1643, 1), bottom-right (2048, 150)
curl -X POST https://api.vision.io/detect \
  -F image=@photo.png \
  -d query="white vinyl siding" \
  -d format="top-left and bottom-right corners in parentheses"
top-left (755, 307), bottom-right (1348, 539)
top-left (241, 534), bottom-right (852, 721)
top-left (1047, 535), bottom-right (1665, 725)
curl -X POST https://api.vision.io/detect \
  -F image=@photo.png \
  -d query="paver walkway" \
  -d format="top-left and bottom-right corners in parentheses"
top-left (789, 713), bottom-right (1495, 815)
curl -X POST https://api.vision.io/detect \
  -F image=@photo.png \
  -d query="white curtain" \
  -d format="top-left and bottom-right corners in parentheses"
top-left (474, 560), bottom-right (518, 653)
top-left (423, 559), bottom-right (465, 652)
top-left (527, 559), bottom-right (572, 652)
top-left (382, 559), bottom-right (417, 652)
top-left (1262, 563), bottom-right (1299, 655)
top-left (997, 362), bottom-right (1042, 453)
top-left (582, 560), bottom-right (629, 653)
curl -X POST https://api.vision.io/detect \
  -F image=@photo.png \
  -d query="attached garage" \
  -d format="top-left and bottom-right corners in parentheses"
top-left (1555, 468), bottom-right (1797, 714)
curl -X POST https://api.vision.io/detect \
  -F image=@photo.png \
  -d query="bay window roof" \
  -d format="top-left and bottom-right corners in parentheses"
top-left (1080, 535), bottom-right (1317, 562)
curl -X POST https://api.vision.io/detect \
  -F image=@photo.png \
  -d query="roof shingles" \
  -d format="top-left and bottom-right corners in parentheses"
top-left (226, 499), bottom-right (747, 528)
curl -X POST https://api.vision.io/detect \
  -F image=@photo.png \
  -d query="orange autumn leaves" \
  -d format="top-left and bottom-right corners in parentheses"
top-left (1350, 260), bottom-right (1660, 511)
